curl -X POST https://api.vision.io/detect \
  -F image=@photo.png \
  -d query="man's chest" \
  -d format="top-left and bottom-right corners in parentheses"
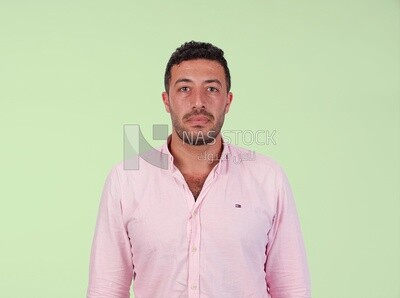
top-left (124, 179), bottom-right (276, 259)
top-left (182, 173), bottom-right (208, 200)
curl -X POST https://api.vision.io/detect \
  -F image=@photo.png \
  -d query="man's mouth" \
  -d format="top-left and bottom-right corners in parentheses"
top-left (186, 115), bottom-right (210, 126)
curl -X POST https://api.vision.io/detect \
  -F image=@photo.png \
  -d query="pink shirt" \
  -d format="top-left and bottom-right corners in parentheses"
top-left (87, 138), bottom-right (311, 298)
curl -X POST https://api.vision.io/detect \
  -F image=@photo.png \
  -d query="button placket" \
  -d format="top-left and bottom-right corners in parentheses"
top-left (188, 206), bottom-right (200, 297)
top-left (183, 170), bottom-right (219, 297)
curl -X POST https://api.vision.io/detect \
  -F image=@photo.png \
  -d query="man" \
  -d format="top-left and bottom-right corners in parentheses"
top-left (87, 41), bottom-right (311, 298)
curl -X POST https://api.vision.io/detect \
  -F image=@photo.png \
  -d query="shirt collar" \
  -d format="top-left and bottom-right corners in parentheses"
top-left (159, 134), bottom-right (230, 176)
top-left (160, 135), bottom-right (174, 172)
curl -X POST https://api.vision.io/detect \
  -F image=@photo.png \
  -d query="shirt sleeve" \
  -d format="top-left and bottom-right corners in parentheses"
top-left (265, 166), bottom-right (311, 298)
top-left (87, 167), bottom-right (133, 298)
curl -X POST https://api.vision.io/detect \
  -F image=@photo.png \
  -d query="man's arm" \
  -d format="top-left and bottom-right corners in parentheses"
top-left (87, 167), bottom-right (133, 298)
top-left (265, 166), bottom-right (311, 298)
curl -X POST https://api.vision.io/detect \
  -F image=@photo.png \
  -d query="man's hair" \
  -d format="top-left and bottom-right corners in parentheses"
top-left (164, 41), bottom-right (231, 93)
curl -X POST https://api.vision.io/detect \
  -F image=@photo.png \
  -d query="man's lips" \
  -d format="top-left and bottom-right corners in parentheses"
top-left (186, 115), bottom-right (210, 125)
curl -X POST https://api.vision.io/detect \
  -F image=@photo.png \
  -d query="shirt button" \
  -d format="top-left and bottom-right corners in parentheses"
top-left (192, 247), bottom-right (197, 252)
top-left (191, 285), bottom-right (197, 290)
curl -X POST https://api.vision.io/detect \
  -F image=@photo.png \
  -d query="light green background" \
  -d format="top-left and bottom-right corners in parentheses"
top-left (0, 1), bottom-right (399, 297)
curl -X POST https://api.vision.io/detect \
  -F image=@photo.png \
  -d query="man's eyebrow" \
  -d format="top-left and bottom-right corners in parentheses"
top-left (174, 78), bottom-right (223, 86)
top-left (174, 78), bottom-right (193, 86)
top-left (204, 79), bottom-right (222, 86)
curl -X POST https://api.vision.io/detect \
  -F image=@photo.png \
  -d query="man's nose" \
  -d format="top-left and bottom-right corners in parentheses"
top-left (192, 89), bottom-right (206, 109)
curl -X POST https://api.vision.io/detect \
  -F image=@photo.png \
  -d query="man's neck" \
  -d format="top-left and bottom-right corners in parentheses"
top-left (168, 131), bottom-right (223, 176)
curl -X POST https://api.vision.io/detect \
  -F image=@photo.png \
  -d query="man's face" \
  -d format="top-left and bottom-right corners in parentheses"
top-left (162, 59), bottom-right (233, 145)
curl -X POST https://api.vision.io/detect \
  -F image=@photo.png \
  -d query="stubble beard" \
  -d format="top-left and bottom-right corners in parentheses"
top-left (170, 109), bottom-right (225, 146)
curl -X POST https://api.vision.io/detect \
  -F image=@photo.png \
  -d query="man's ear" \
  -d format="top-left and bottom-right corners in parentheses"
top-left (161, 91), bottom-right (171, 113)
top-left (224, 92), bottom-right (233, 114)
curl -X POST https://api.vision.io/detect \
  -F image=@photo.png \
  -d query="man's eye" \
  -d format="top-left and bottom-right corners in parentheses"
top-left (207, 87), bottom-right (218, 92)
top-left (179, 87), bottom-right (189, 92)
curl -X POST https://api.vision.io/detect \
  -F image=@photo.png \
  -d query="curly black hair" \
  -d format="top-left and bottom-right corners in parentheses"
top-left (164, 41), bottom-right (231, 93)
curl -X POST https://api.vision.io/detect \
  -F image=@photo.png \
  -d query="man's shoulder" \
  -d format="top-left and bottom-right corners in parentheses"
top-left (225, 143), bottom-right (283, 170)
top-left (222, 144), bottom-right (292, 195)
top-left (112, 142), bottom-right (170, 170)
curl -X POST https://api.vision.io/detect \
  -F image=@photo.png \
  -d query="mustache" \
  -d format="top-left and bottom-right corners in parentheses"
top-left (183, 110), bottom-right (214, 121)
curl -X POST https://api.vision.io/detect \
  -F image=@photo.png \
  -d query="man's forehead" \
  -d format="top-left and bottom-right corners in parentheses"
top-left (171, 59), bottom-right (225, 78)
top-left (172, 59), bottom-right (223, 70)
